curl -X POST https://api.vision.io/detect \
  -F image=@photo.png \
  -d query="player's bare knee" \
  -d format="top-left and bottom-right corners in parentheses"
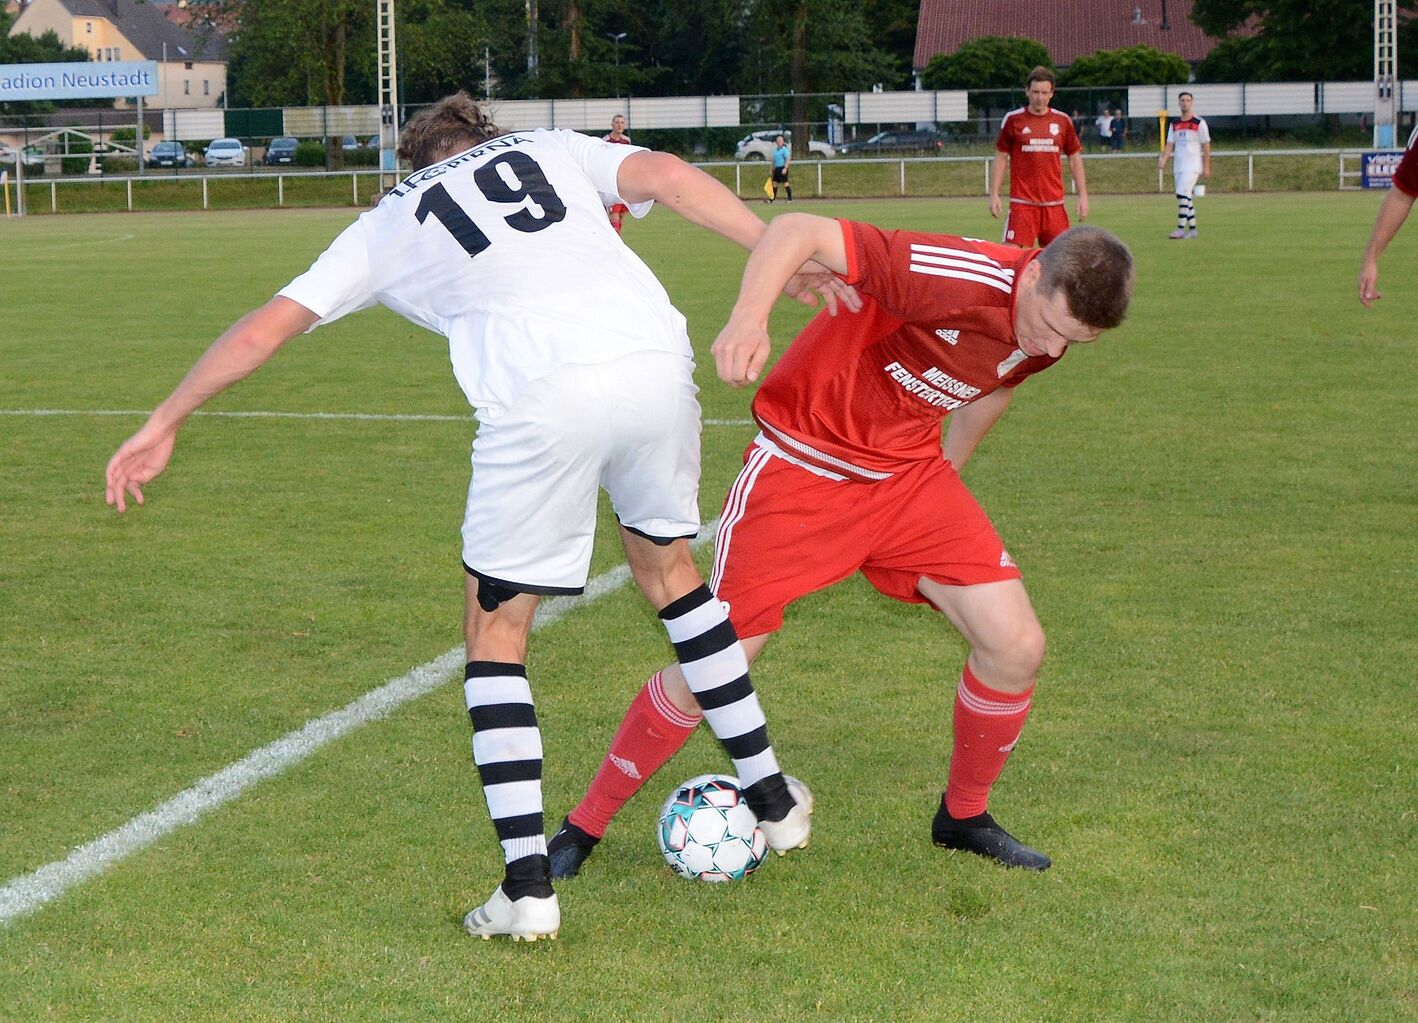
top-left (975, 619), bottom-right (1046, 685)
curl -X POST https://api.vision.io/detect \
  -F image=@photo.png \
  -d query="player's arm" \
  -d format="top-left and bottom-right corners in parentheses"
top-left (989, 150), bottom-right (1007, 218)
top-left (1201, 140), bottom-right (1212, 178)
top-left (1158, 140), bottom-right (1173, 169)
top-left (712, 213), bottom-right (848, 387)
top-left (615, 151), bottom-right (855, 315)
top-left (104, 297), bottom-right (319, 512)
top-left (1358, 185), bottom-right (1417, 306)
top-left (1067, 150), bottom-right (1089, 220)
top-left (942, 387), bottom-right (1014, 470)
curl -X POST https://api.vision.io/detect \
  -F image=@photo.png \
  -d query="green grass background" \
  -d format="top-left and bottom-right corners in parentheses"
top-left (0, 194), bottom-right (1414, 1022)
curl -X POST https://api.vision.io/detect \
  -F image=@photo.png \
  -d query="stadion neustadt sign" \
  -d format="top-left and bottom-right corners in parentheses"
top-left (0, 60), bottom-right (158, 102)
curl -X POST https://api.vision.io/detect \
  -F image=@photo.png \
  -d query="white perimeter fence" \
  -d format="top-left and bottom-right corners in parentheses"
top-left (3, 149), bottom-right (1394, 215)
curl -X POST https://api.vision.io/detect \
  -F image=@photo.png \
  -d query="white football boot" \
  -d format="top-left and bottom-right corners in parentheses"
top-left (757, 775), bottom-right (814, 855)
top-left (462, 885), bottom-right (560, 942)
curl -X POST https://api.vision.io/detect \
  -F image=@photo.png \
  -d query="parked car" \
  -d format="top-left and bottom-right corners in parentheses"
top-left (264, 137), bottom-right (298, 165)
top-left (341, 135), bottom-right (363, 152)
top-left (734, 130), bottom-right (835, 161)
top-left (836, 130), bottom-right (947, 156)
top-left (146, 140), bottom-right (195, 168)
top-left (203, 137), bottom-right (247, 168)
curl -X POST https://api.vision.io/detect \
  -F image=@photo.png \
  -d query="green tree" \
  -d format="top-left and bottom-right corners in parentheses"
top-left (1190, 0), bottom-right (1418, 81)
top-left (1059, 45), bottom-right (1190, 87)
top-left (739, 0), bottom-right (897, 156)
top-left (919, 36), bottom-right (1052, 91)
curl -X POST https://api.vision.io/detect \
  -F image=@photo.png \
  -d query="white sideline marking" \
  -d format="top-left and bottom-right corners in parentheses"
top-left (0, 408), bottom-right (754, 426)
top-left (0, 521), bottom-right (719, 927)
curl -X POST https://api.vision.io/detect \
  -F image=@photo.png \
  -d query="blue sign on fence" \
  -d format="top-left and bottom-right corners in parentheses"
top-left (1361, 151), bottom-right (1405, 189)
top-left (0, 61), bottom-right (158, 102)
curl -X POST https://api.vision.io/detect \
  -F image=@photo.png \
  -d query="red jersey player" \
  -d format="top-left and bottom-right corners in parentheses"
top-left (1359, 123), bottom-right (1418, 305)
top-left (603, 114), bottom-right (633, 234)
top-left (990, 66), bottom-right (1089, 247)
top-left (548, 214), bottom-right (1134, 878)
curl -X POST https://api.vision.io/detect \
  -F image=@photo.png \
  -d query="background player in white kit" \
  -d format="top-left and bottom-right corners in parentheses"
top-left (104, 93), bottom-right (844, 943)
top-left (1159, 92), bottom-right (1211, 239)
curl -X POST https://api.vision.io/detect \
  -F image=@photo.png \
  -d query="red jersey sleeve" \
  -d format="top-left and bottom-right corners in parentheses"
top-left (995, 118), bottom-right (1012, 153)
top-left (1060, 115), bottom-right (1082, 156)
top-left (841, 220), bottom-right (1019, 325)
top-left (1393, 130), bottom-right (1418, 196)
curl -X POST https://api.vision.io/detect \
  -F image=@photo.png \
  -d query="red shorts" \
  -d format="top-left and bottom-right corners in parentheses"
top-left (1003, 202), bottom-right (1070, 247)
top-left (709, 440), bottom-right (1022, 639)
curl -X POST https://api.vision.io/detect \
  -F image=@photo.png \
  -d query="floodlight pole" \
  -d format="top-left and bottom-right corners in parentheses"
top-left (608, 32), bottom-right (626, 98)
top-left (1375, 0), bottom-right (1398, 148)
top-left (377, 0), bottom-right (401, 186)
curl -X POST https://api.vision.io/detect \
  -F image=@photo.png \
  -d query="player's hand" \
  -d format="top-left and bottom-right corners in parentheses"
top-left (712, 317), bottom-right (772, 387)
top-left (1077, 195), bottom-right (1090, 221)
top-left (1201, 169), bottom-right (1210, 179)
top-left (783, 268), bottom-right (862, 317)
top-left (105, 423), bottom-right (178, 513)
top-left (1358, 260), bottom-right (1382, 307)
top-left (988, 195), bottom-right (1002, 219)
top-left (1158, 157), bottom-right (1165, 169)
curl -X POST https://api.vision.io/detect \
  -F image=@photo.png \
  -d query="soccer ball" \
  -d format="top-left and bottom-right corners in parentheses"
top-left (657, 774), bottom-right (769, 882)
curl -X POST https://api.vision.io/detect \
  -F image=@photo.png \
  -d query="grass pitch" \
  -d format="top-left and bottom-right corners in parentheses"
top-left (0, 194), bottom-right (1415, 1022)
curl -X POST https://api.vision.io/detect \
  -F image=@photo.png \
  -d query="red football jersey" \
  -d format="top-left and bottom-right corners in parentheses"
top-left (1393, 125), bottom-right (1418, 196)
top-left (603, 133), bottom-right (633, 146)
top-left (751, 220), bottom-right (1060, 481)
top-left (995, 107), bottom-right (1081, 205)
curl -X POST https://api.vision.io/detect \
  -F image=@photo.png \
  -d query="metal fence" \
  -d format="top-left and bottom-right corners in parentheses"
top-left (2, 148), bottom-right (1388, 217)
top-left (5, 80), bottom-right (1418, 172)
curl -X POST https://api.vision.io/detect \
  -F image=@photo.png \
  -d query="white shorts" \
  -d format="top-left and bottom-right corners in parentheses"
top-left (1175, 171), bottom-right (1200, 198)
top-left (462, 349), bottom-right (702, 595)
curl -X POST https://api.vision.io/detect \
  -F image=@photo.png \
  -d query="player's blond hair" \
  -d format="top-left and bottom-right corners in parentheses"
top-left (1036, 226), bottom-right (1135, 330)
top-left (398, 92), bottom-right (503, 171)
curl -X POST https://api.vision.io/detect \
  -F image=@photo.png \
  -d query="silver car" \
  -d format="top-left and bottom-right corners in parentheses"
top-left (203, 137), bottom-right (247, 168)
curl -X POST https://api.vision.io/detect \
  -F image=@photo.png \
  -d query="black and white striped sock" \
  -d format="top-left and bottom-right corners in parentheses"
top-left (465, 661), bottom-right (552, 900)
top-left (659, 586), bottom-right (793, 823)
top-left (1177, 194), bottom-right (1195, 229)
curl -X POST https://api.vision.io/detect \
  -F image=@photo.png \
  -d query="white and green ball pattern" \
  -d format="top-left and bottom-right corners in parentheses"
top-left (657, 774), bottom-right (769, 882)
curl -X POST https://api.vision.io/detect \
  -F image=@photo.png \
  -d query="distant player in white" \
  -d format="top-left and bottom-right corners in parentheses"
top-left (1159, 91), bottom-right (1211, 239)
top-left (105, 93), bottom-right (848, 942)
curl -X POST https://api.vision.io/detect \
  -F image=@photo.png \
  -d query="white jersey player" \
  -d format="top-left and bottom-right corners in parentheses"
top-left (105, 93), bottom-right (848, 943)
top-left (1160, 91), bottom-right (1211, 239)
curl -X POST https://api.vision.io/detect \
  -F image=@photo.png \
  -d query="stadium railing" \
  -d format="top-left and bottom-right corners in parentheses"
top-left (4, 149), bottom-right (1391, 215)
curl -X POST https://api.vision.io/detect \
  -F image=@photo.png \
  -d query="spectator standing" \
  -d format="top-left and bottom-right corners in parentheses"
top-left (1095, 109), bottom-right (1113, 152)
top-left (1110, 109), bottom-right (1126, 151)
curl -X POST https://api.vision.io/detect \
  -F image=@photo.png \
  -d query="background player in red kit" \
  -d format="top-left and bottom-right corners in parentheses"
top-left (603, 114), bottom-right (633, 234)
top-left (1358, 123), bottom-right (1418, 305)
top-left (990, 66), bottom-right (1089, 247)
top-left (548, 214), bottom-right (1133, 878)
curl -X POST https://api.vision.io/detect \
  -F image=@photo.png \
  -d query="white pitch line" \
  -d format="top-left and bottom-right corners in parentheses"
top-left (0, 409), bottom-right (754, 426)
top-left (0, 520), bottom-right (719, 927)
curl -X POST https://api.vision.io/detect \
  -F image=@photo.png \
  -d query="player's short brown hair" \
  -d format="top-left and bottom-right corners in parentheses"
top-left (1036, 226), bottom-right (1135, 330)
top-left (1027, 66), bottom-right (1056, 88)
top-left (398, 92), bottom-right (503, 170)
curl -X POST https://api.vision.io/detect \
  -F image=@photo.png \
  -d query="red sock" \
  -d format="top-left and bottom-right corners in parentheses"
top-left (944, 664), bottom-right (1034, 819)
top-left (568, 671), bottom-right (701, 838)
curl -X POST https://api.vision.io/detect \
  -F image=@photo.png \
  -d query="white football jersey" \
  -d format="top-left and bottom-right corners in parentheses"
top-left (1166, 116), bottom-right (1210, 176)
top-left (279, 128), bottom-right (688, 414)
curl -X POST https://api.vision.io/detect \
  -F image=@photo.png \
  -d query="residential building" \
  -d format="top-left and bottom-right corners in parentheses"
top-left (914, 0), bottom-right (1217, 74)
top-left (7, 0), bottom-right (229, 107)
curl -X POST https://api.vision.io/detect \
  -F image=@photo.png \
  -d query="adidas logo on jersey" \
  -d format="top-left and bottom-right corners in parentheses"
top-left (935, 328), bottom-right (960, 346)
top-left (1021, 126), bottom-right (1031, 134)
top-left (1000, 550), bottom-right (1016, 569)
top-left (609, 754), bottom-right (642, 779)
